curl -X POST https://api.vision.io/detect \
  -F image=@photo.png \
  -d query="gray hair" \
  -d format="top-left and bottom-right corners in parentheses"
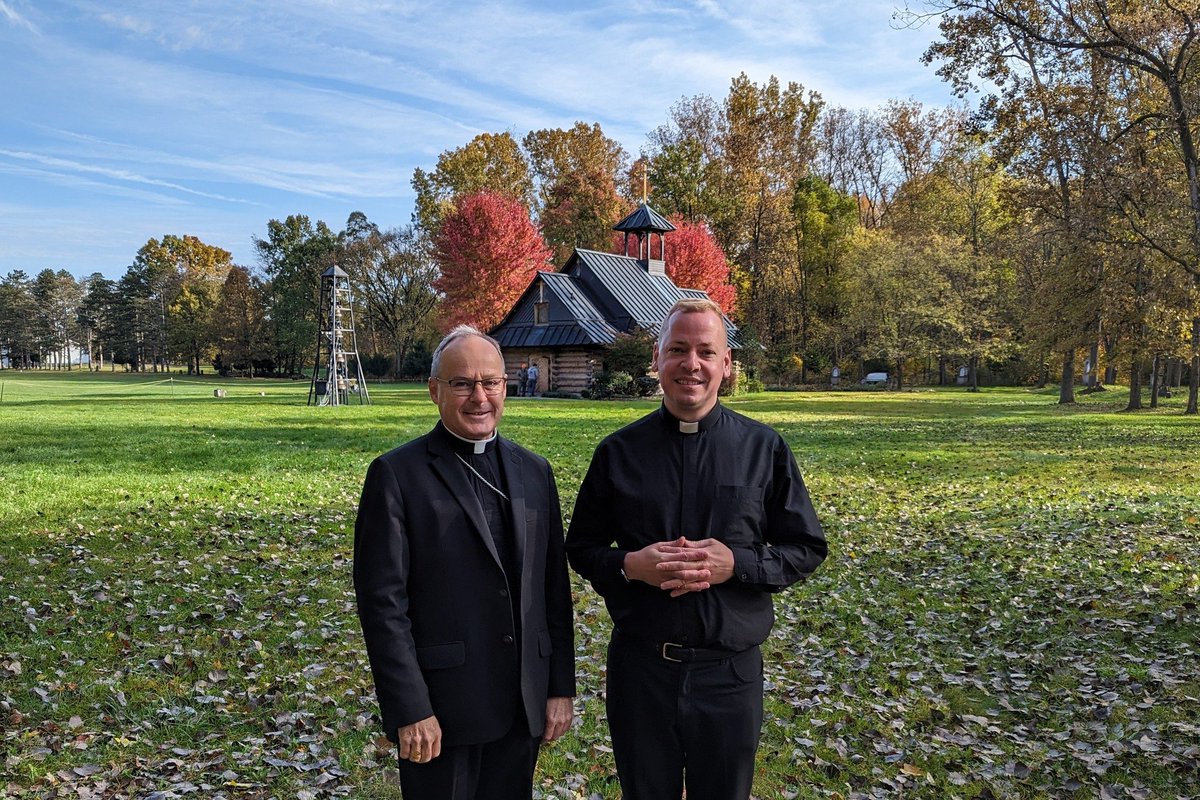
top-left (430, 325), bottom-right (504, 377)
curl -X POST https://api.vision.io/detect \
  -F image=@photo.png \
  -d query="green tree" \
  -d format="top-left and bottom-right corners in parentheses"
top-left (117, 244), bottom-right (179, 371)
top-left (212, 266), bottom-right (270, 375)
top-left (411, 132), bottom-right (533, 233)
top-left (789, 175), bottom-right (859, 380)
top-left (77, 274), bottom-right (121, 371)
top-left (844, 229), bottom-right (961, 389)
top-left (922, 0), bottom-right (1200, 411)
top-left (31, 269), bottom-right (81, 369)
top-left (645, 94), bottom-right (726, 221)
top-left (0, 271), bottom-right (37, 369)
top-left (537, 166), bottom-right (626, 264)
top-left (338, 212), bottom-right (439, 375)
top-left (716, 74), bottom-right (825, 352)
top-left (163, 235), bottom-right (233, 374)
top-left (523, 122), bottom-right (628, 261)
top-left (255, 215), bottom-right (338, 376)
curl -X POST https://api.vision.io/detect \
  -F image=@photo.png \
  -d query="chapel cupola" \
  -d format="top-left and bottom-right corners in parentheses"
top-left (613, 202), bottom-right (675, 276)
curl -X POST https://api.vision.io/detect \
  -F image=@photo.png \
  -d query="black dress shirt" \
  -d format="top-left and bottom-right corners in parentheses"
top-left (565, 403), bottom-right (827, 651)
top-left (433, 423), bottom-right (521, 629)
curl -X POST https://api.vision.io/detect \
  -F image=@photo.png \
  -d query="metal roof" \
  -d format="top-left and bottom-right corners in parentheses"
top-left (540, 273), bottom-right (613, 330)
top-left (613, 203), bottom-right (676, 233)
top-left (489, 272), bottom-right (620, 348)
top-left (572, 250), bottom-right (682, 331)
top-left (492, 322), bottom-right (610, 348)
top-left (491, 246), bottom-right (743, 350)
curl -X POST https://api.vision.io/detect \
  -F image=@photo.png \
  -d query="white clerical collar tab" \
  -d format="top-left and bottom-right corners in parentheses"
top-left (679, 420), bottom-right (700, 434)
top-left (445, 426), bottom-right (496, 454)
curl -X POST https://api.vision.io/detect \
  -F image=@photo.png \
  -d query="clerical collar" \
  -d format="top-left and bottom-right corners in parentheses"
top-left (437, 422), bottom-right (498, 455)
top-left (659, 403), bottom-right (722, 435)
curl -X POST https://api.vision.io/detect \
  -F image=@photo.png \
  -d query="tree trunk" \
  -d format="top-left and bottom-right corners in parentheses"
top-left (1127, 356), bottom-right (1143, 411)
top-left (1085, 340), bottom-right (1099, 390)
top-left (1150, 354), bottom-right (1160, 409)
top-left (1189, 290), bottom-right (1200, 414)
top-left (938, 356), bottom-right (947, 386)
top-left (969, 354), bottom-right (979, 393)
top-left (1059, 351), bottom-right (1075, 404)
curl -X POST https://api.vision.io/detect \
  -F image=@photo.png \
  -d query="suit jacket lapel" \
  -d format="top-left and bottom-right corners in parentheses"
top-left (428, 435), bottom-right (501, 568)
top-left (500, 438), bottom-right (528, 589)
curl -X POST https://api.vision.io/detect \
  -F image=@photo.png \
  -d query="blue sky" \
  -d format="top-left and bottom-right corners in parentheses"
top-left (0, 0), bottom-right (959, 281)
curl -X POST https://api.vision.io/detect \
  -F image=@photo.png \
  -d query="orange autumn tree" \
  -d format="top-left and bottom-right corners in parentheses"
top-left (664, 217), bottom-right (737, 314)
top-left (433, 190), bottom-right (554, 331)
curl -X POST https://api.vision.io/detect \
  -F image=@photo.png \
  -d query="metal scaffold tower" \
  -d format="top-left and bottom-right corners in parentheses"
top-left (308, 265), bottom-right (370, 406)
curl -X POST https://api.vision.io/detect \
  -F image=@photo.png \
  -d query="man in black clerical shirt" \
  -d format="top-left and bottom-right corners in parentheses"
top-left (354, 326), bottom-right (575, 800)
top-left (565, 299), bottom-right (827, 800)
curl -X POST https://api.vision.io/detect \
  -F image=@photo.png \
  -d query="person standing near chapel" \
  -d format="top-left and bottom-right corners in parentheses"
top-left (354, 325), bottom-right (575, 800)
top-left (565, 298), bottom-right (827, 800)
top-left (525, 361), bottom-right (539, 397)
top-left (516, 361), bottom-right (529, 398)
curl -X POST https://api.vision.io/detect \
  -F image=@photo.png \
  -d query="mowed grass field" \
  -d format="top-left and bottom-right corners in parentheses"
top-left (1, 371), bottom-right (1198, 800)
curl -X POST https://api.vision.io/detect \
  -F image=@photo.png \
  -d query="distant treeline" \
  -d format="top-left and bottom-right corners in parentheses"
top-left (4, 3), bottom-right (1200, 414)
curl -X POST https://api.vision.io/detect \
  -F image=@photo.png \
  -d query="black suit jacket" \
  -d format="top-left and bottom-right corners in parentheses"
top-left (353, 424), bottom-right (575, 746)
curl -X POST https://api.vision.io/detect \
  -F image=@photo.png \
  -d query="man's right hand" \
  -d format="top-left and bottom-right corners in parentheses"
top-left (398, 715), bottom-right (443, 763)
top-left (623, 537), bottom-right (710, 589)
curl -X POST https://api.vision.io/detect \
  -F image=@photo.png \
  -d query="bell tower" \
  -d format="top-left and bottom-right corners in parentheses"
top-left (612, 202), bottom-right (676, 276)
top-left (307, 265), bottom-right (370, 406)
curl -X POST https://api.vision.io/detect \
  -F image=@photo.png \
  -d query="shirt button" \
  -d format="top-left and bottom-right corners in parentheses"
top-left (503, 634), bottom-right (514, 644)
top-left (499, 588), bottom-right (509, 598)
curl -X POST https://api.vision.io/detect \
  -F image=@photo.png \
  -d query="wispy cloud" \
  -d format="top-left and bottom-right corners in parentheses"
top-left (0, 0), bottom-right (37, 33)
top-left (97, 13), bottom-right (153, 37)
top-left (0, 149), bottom-right (257, 204)
top-left (0, 0), bottom-right (955, 277)
top-left (0, 160), bottom-right (193, 206)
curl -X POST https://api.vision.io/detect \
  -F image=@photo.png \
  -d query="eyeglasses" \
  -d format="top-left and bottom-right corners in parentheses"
top-left (434, 376), bottom-right (508, 396)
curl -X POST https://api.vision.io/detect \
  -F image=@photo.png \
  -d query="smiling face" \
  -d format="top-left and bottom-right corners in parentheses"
top-left (428, 335), bottom-right (506, 440)
top-left (652, 307), bottom-right (731, 422)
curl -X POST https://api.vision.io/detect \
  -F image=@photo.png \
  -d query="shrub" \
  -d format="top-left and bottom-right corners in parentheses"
top-left (361, 353), bottom-right (392, 379)
top-left (604, 329), bottom-right (655, 378)
top-left (401, 341), bottom-right (432, 379)
top-left (722, 361), bottom-right (764, 396)
top-left (590, 370), bottom-right (636, 399)
top-left (634, 376), bottom-right (660, 397)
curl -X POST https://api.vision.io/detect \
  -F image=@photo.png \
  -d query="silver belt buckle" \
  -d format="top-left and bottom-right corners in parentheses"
top-left (661, 642), bottom-right (682, 662)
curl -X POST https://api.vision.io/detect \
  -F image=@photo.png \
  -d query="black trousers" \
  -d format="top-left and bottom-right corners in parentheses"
top-left (396, 717), bottom-right (539, 800)
top-left (606, 631), bottom-right (764, 800)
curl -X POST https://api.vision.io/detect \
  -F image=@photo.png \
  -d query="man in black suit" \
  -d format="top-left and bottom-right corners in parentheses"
top-left (354, 325), bottom-right (575, 800)
top-left (566, 299), bottom-right (826, 799)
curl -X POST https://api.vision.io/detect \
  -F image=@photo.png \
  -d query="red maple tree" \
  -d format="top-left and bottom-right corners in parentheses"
top-left (433, 190), bottom-right (554, 331)
top-left (663, 217), bottom-right (737, 314)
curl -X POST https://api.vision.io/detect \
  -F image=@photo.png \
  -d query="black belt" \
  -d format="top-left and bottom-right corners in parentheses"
top-left (616, 630), bottom-right (742, 663)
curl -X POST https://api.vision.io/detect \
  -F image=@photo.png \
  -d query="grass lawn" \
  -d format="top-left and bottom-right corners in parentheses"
top-left (1, 371), bottom-right (1198, 799)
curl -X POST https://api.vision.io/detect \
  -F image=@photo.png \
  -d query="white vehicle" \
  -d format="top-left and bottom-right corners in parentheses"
top-left (860, 371), bottom-right (889, 387)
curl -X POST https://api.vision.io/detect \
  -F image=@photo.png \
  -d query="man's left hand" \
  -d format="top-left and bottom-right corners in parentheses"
top-left (657, 538), bottom-right (735, 597)
top-left (541, 696), bottom-right (574, 743)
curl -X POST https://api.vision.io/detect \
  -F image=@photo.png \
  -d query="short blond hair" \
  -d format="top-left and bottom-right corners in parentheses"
top-left (659, 298), bottom-right (725, 345)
